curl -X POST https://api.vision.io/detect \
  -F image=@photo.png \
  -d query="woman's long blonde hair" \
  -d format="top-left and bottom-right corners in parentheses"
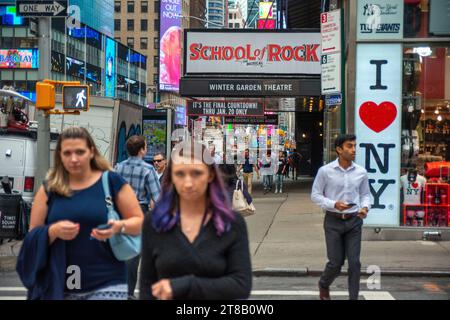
top-left (46, 126), bottom-right (112, 197)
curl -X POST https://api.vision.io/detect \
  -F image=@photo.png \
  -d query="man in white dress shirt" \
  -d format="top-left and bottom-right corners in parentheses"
top-left (311, 134), bottom-right (371, 300)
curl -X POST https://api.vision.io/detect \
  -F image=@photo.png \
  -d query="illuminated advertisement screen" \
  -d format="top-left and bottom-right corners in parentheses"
top-left (159, 0), bottom-right (181, 92)
top-left (105, 37), bottom-right (117, 97)
top-left (259, 2), bottom-right (274, 19)
top-left (66, 56), bottom-right (85, 79)
top-left (257, 19), bottom-right (276, 29)
top-left (86, 63), bottom-right (101, 83)
top-left (0, 6), bottom-right (24, 26)
top-left (0, 49), bottom-right (39, 69)
top-left (174, 105), bottom-right (186, 126)
top-left (51, 51), bottom-right (65, 73)
top-left (143, 119), bottom-right (167, 161)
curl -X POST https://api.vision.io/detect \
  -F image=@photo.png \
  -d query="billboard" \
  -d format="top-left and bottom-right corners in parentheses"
top-left (105, 37), bottom-right (116, 97)
top-left (66, 56), bottom-right (85, 79)
top-left (174, 105), bottom-right (187, 126)
top-left (185, 31), bottom-right (321, 75)
top-left (355, 44), bottom-right (402, 226)
top-left (0, 49), bottom-right (39, 69)
top-left (159, 0), bottom-right (181, 92)
top-left (259, 2), bottom-right (273, 19)
top-left (143, 119), bottom-right (167, 160)
top-left (0, 5), bottom-right (24, 25)
top-left (257, 19), bottom-right (276, 29)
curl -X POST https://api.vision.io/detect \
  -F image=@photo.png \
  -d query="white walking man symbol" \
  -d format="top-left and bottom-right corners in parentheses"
top-left (75, 89), bottom-right (86, 108)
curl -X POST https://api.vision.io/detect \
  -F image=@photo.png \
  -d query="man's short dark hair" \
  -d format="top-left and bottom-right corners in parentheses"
top-left (126, 135), bottom-right (146, 156)
top-left (335, 134), bottom-right (357, 149)
top-left (154, 152), bottom-right (165, 160)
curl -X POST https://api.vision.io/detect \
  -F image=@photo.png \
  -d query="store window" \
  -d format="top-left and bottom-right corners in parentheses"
top-left (400, 44), bottom-right (450, 227)
top-left (404, 0), bottom-right (450, 38)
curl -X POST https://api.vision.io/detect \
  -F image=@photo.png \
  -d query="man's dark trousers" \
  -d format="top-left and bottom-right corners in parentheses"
top-left (319, 213), bottom-right (363, 300)
top-left (126, 204), bottom-right (149, 298)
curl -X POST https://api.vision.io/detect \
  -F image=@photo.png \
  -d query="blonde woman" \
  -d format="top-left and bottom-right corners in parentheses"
top-left (17, 127), bottom-right (144, 300)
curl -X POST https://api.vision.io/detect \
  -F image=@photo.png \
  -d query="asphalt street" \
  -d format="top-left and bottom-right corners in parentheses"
top-left (0, 271), bottom-right (448, 300)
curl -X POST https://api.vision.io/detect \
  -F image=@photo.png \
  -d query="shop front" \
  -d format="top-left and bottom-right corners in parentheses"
top-left (351, 0), bottom-right (450, 230)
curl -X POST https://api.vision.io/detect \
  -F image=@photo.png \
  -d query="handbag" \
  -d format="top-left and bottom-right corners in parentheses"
top-left (232, 179), bottom-right (256, 217)
top-left (101, 171), bottom-right (141, 261)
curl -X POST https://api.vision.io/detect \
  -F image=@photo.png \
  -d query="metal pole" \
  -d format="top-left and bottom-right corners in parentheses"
top-left (36, 17), bottom-right (51, 192)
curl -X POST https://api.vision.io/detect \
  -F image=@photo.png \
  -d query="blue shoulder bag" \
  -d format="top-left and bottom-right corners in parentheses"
top-left (101, 171), bottom-right (141, 261)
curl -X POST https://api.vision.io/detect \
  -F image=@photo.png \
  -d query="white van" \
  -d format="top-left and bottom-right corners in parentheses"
top-left (0, 129), bottom-right (57, 204)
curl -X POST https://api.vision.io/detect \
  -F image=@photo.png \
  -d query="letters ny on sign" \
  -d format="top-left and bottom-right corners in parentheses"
top-left (355, 44), bottom-right (402, 226)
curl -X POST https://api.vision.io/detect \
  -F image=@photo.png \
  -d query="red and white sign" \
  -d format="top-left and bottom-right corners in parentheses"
top-left (355, 43), bottom-right (402, 226)
top-left (185, 31), bottom-right (321, 75)
top-left (320, 9), bottom-right (341, 54)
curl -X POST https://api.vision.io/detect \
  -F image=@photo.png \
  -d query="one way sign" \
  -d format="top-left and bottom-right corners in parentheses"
top-left (16, 0), bottom-right (68, 17)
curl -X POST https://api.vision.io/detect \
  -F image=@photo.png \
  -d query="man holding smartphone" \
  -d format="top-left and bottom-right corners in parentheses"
top-left (311, 134), bottom-right (371, 300)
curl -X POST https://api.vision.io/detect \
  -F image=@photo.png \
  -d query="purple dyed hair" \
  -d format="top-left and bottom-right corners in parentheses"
top-left (152, 142), bottom-right (235, 236)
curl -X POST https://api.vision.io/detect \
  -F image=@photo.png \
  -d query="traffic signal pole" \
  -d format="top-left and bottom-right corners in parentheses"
top-left (36, 17), bottom-right (51, 193)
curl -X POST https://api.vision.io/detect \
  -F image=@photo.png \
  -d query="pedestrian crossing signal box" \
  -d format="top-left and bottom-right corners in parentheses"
top-left (36, 82), bottom-right (55, 110)
top-left (62, 85), bottom-right (90, 111)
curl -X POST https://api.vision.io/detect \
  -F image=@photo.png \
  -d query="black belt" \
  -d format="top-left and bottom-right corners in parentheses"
top-left (326, 211), bottom-right (357, 220)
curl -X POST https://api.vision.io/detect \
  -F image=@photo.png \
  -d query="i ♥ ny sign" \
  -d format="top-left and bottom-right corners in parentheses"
top-left (355, 44), bottom-right (402, 226)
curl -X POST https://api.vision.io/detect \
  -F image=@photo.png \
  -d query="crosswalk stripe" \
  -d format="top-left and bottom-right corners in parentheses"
top-left (0, 288), bottom-right (396, 300)
top-left (0, 287), bottom-right (26, 291)
top-left (251, 290), bottom-right (395, 300)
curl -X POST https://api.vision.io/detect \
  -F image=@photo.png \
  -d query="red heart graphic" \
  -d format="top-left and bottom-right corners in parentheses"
top-left (412, 182), bottom-right (418, 188)
top-left (359, 101), bottom-right (397, 133)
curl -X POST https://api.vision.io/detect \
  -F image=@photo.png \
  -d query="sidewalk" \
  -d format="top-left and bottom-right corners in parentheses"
top-left (2, 179), bottom-right (450, 275)
top-left (247, 179), bottom-right (450, 276)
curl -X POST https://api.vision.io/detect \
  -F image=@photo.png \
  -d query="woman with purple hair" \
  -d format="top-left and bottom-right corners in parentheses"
top-left (139, 142), bottom-right (252, 300)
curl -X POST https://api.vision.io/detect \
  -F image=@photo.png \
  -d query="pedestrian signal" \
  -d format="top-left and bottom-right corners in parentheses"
top-left (62, 85), bottom-right (90, 111)
top-left (36, 82), bottom-right (55, 110)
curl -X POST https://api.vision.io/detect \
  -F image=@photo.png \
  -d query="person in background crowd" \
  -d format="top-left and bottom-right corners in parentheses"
top-left (209, 144), bottom-right (222, 164)
top-left (139, 141), bottom-right (252, 300)
top-left (115, 135), bottom-right (161, 300)
top-left (153, 152), bottom-right (167, 183)
top-left (236, 148), bottom-right (260, 195)
top-left (219, 161), bottom-right (253, 209)
top-left (291, 149), bottom-right (302, 180)
top-left (17, 127), bottom-right (144, 300)
top-left (275, 151), bottom-right (288, 194)
top-left (311, 134), bottom-right (370, 300)
top-left (260, 150), bottom-right (275, 194)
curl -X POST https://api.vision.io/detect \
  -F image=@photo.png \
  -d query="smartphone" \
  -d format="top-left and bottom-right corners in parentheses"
top-left (96, 223), bottom-right (112, 230)
top-left (347, 203), bottom-right (357, 207)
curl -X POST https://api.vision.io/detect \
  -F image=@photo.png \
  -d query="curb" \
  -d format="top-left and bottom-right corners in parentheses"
top-left (253, 268), bottom-right (450, 278)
